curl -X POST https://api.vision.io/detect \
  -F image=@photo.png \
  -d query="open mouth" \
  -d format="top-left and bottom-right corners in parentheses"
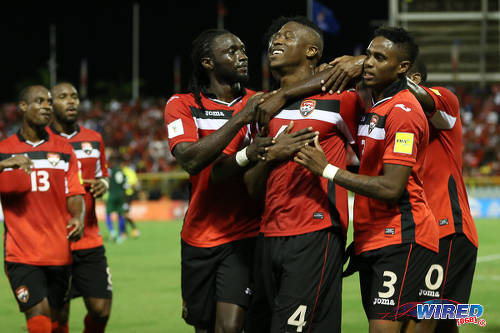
top-left (270, 49), bottom-right (284, 55)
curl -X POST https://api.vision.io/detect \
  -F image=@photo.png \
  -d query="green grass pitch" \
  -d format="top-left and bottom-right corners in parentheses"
top-left (1, 219), bottom-right (499, 332)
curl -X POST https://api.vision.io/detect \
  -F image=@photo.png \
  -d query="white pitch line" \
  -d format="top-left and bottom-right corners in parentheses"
top-left (477, 253), bottom-right (500, 263)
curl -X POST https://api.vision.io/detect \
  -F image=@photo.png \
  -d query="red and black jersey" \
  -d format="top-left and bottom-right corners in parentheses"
top-left (47, 124), bottom-right (109, 251)
top-left (421, 86), bottom-right (477, 247)
top-left (0, 130), bottom-right (85, 266)
top-left (164, 90), bottom-right (259, 248)
top-left (354, 79), bottom-right (439, 255)
top-left (262, 90), bottom-right (363, 237)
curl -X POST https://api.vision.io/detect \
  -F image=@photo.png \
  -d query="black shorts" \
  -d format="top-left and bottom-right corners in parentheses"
top-left (5, 262), bottom-right (71, 312)
top-left (248, 228), bottom-right (345, 333)
top-left (69, 246), bottom-right (112, 300)
top-left (417, 233), bottom-right (477, 304)
top-left (357, 243), bottom-right (436, 321)
top-left (181, 237), bottom-right (256, 329)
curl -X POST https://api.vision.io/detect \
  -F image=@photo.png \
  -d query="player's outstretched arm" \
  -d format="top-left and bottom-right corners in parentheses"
top-left (256, 67), bottom-right (347, 128)
top-left (66, 195), bottom-right (85, 241)
top-left (0, 155), bottom-right (33, 173)
top-left (405, 77), bottom-right (436, 117)
top-left (320, 55), bottom-right (366, 94)
top-left (173, 93), bottom-right (269, 175)
top-left (210, 134), bottom-right (275, 184)
top-left (294, 136), bottom-right (411, 203)
top-left (256, 56), bottom-right (366, 129)
top-left (244, 122), bottom-right (317, 200)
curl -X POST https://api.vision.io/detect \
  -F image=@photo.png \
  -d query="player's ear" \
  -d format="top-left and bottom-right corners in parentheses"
top-left (306, 46), bottom-right (319, 59)
top-left (18, 101), bottom-right (27, 113)
top-left (398, 60), bottom-right (410, 76)
top-left (409, 72), bottom-right (422, 85)
top-left (201, 57), bottom-right (215, 71)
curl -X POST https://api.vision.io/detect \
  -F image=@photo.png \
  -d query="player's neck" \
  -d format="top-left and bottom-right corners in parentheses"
top-left (21, 124), bottom-right (46, 143)
top-left (278, 65), bottom-right (315, 89)
top-left (372, 78), bottom-right (402, 103)
top-left (371, 88), bottom-right (385, 103)
top-left (207, 79), bottom-right (241, 102)
top-left (52, 120), bottom-right (78, 135)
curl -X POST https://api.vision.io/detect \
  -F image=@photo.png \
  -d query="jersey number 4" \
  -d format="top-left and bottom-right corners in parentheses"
top-left (31, 170), bottom-right (50, 192)
top-left (288, 305), bottom-right (307, 332)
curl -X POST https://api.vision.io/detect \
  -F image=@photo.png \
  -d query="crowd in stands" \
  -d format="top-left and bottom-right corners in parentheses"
top-left (0, 84), bottom-right (499, 176)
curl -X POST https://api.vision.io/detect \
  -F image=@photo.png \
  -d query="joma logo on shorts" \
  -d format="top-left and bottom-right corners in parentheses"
top-left (373, 298), bottom-right (395, 306)
top-left (419, 289), bottom-right (440, 297)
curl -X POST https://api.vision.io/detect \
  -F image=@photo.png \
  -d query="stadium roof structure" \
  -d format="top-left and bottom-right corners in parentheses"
top-left (389, 0), bottom-right (500, 86)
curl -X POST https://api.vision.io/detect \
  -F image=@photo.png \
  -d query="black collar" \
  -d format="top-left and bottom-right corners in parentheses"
top-left (381, 77), bottom-right (408, 100)
top-left (17, 128), bottom-right (49, 144)
top-left (49, 123), bottom-right (80, 136)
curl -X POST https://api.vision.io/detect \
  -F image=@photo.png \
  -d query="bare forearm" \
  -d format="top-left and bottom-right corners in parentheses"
top-left (67, 195), bottom-right (85, 220)
top-left (282, 67), bottom-right (337, 100)
top-left (244, 160), bottom-right (276, 201)
top-left (406, 78), bottom-right (435, 116)
top-left (210, 154), bottom-right (242, 184)
top-left (175, 114), bottom-right (247, 175)
top-left (334, 169), bottom-right (404, 203)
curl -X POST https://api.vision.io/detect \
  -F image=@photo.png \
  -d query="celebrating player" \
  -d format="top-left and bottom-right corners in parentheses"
top-left (405, 60), bottom-right (478, 333)
top-left (48, 82), bottom-right (112, 333)
top-left (164, 29), bottom-right (277, 333)
top-left (0, 85), bottom-right (85, 333)
top-left (295, 27), bottom-right (439, 333)
top-left (244, 16), bottom-right (362, 333)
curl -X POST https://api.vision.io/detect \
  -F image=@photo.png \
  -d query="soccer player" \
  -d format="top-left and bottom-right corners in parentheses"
top-left (405, 60), bottom-right (478, 333)
top-left (164, 29), bottom-right (277, 333)
top-left (0, 85), bottom-right (85, 333)
top-left (48, 82), bottom-right (112, 333)
top-left (244, 17), bottom-right (362, 333)
top-left (121, 161), bottom-right (140, 238)
top-left (106, 154), bottom-right (129, 243)
top-left (294, 27), bottom-right (439, 333)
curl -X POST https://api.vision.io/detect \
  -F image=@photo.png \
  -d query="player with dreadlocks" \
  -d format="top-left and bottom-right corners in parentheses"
top-left (164, 29), bottom-right (315, 333)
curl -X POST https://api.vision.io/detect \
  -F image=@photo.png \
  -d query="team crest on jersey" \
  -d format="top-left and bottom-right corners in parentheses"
top-left (16, 285), bottom-right (29, 303)
top-left (47, 153), bottom-right (60, 166)
top-left (81, 142), bottom-right (93, 155)
top-left (368, 114), bottom-right (379, 134)
top-left (300, 99), bottom-right (316, 117)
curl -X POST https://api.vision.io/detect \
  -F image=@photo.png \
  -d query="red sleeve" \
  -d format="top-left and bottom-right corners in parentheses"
top-left (66, 147), bottom-right (85, 197)
top-left (383, 101), bottom-right (428, 167)
top-left (422, 86), bottom-right (460, 130)
top-left (98, 134), bottom-right (109, 178)
top-left (164, 95), bottom-right (198, 151)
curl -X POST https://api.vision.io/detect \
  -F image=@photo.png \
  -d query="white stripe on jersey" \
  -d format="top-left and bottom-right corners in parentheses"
top-left (194, 118), bottom-right (228, 130)
top-left (32, 159), bottom-right (69, 171)
top-left (74, 149), bottom-right (100, 159)
top-left (65, 177), bottom-right (69, 194)
top-left (358, 124), bottom-right (386, 140)
top-left (274, 108), bottom-right (355, 144)
top-left (275, 109), bottom-right (343, 124)
top-left (430, 110), bottom-right (457, 130)
top-left (95, 159), bottom-right (103, 178)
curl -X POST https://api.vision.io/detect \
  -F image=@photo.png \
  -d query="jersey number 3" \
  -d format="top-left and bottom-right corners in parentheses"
top-left (31, 170), bottom-right (50, 192)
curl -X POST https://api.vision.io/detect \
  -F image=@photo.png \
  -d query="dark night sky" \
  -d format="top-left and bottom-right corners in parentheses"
top-left (0, 1), bottom-right (387, 102)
